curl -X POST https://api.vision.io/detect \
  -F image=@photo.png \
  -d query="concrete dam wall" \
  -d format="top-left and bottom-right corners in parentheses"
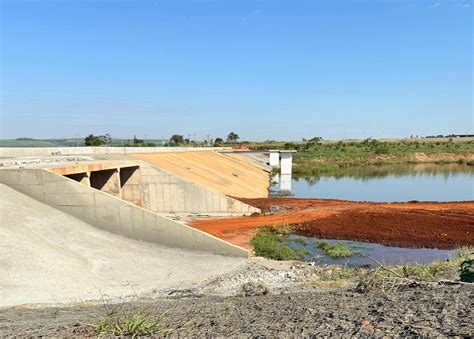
top-left (0, 168), bottom-right (248, 257)
top-left (139, 162), bottom-right (259, 216)
top-left (46, 160), bottom-right (260, 216)
top-left (133, 151), bottom-right (271, 199)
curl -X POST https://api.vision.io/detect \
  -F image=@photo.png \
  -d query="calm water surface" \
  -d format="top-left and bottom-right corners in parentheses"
top-left (272, 163), bottom-right (473, 201)
top-left (286, 236), bottom-right (454, 267)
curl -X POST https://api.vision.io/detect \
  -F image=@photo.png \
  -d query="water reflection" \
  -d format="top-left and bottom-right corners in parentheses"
top-left (273, 173), bottom-right (293, 192)
top-left (297, 163), bottom-right (474, 184)
top-left (272, 163), bottom-right (474, 201)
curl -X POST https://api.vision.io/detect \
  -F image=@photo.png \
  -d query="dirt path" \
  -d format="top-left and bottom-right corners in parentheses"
top-left (190, 198), bottom-right (474, 249)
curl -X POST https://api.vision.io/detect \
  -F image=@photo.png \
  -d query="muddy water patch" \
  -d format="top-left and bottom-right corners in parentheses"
top-left (285, 235), bottom-right (454, 268)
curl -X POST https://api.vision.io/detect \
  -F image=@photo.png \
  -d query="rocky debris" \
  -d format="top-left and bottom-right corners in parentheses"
top-left (0, 156), bottom-right (93, 168)
top-left (237, 282), bottom-right (269, 297)
top-left (192, 262), bottom-right (294, 296)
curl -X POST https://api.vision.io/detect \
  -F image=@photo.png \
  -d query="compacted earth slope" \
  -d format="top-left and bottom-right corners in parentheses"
top-left (0, 184), bottom-right (246, 307)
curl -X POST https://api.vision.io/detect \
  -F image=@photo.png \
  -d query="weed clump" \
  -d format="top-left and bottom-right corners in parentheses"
top-left (293, 237), bottom-right (309, 246)
top-left (315, 241), bottom-right (359, 259)
top-left (91, 310), bottom-right (172, 338)
top-left (251, 226), bottom-right (308, 260)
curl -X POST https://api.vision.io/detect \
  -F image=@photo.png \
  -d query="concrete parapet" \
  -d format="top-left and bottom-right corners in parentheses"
top-left (0, 146), bottom-right (229, 158)
top-left (0, 169), bottom-right (247, 257)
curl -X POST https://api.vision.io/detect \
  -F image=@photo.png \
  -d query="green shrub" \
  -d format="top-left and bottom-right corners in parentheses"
top-left (315, 241), bottom-right (359, 259)
top-left (459, 259), bottom-right (474, 283)
top-left (251, 227), bottom-right (308, 260)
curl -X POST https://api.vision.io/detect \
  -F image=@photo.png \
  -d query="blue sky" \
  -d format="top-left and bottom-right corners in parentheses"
top-left (1, 0), bottom-right (472, 141)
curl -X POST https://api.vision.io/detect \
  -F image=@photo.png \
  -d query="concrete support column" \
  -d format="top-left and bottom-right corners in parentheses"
top-left (280, 151), bottom-right (295, 175)
top-left (279, 150), bottom-right (296, 192)
top-left (119, 166), bottom-right (142, 206)
top-left (65, 172), bottom-right (91, 187)
top-left (90, 169), bottom-right (121, 197)
top-left (83, 172), bottom-right (91, 186)
top-left (269, 150), bottom-right (280, 166)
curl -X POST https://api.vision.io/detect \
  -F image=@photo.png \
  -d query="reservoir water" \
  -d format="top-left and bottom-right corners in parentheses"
top-left (271, 163), bottom-right (473, 202)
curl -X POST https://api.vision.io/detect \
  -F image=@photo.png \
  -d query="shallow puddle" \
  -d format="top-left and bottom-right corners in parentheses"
top-left (286, 235), bottom-right (454, 268)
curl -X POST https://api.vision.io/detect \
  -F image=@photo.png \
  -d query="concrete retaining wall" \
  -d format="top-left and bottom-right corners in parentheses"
top-left (0, 169), bottom-right (247, 257)
top-left (0, 146), bottom-right (228, 158)
top-left (139, 163), bottom-right (260, 216)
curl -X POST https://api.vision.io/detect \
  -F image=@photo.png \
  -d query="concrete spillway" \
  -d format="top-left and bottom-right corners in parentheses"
top-left (132, 151), bottom-right (271, 199)
top-left (0, 148), bottom-right (271, 257)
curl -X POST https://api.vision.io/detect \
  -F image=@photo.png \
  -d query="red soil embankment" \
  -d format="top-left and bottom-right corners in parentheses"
top-left (190, 198), bottom-right (474, 250)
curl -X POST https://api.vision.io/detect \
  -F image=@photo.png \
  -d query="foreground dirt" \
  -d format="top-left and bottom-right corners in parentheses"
top-left (190, 198), bottom-right (474, 249)
top-left (1, 285), bottom-right (472, 337)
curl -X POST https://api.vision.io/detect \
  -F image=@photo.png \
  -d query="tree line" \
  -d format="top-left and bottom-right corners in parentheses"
top-left (84, 132), bottom-right (240, 147)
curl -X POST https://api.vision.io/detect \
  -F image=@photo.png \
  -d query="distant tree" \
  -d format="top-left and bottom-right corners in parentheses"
top-left (84, 134), bottom-right (106, 146)
top-left (309, 136), bottom-right (323, 142)
top-left (133, 135), bottom-right (144, 145)
top-left (227, 132), bottom-right (239, 143)
top-left (214, 137), bottom-right (224, 145)
top-left (170, 134), bottom-right (184, 145)
top-left (103, 134), bottom-right (112, 145)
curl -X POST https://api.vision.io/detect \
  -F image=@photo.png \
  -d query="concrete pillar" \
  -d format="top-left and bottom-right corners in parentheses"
top-left (120, 166), bottom-right (142, 206)
top-left (280, 150), bottom-right (295, 175)
top-left (279, 150), bottom-right (296, 192)
top-left (90, 169), bottom-right (120, 197)
top-left (269, 150), bottom-right (280, 166)
top-left (65, 172), bottom-right (90, 187)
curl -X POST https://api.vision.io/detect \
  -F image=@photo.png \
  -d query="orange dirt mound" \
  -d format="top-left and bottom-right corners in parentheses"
top-left (190, 198), bottom-right (474, 250)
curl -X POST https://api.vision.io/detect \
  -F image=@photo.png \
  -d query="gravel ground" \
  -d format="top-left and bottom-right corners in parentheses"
top-left (1, 284), bottom-right (472, 337)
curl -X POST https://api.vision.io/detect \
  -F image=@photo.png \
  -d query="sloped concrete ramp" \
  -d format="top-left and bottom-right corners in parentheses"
top-left (0, 184), bottom-right (247, 307)
top-left (132, 151), bottom-right (270, 199)
top-left (0, 169), bottom-right (247, 257)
